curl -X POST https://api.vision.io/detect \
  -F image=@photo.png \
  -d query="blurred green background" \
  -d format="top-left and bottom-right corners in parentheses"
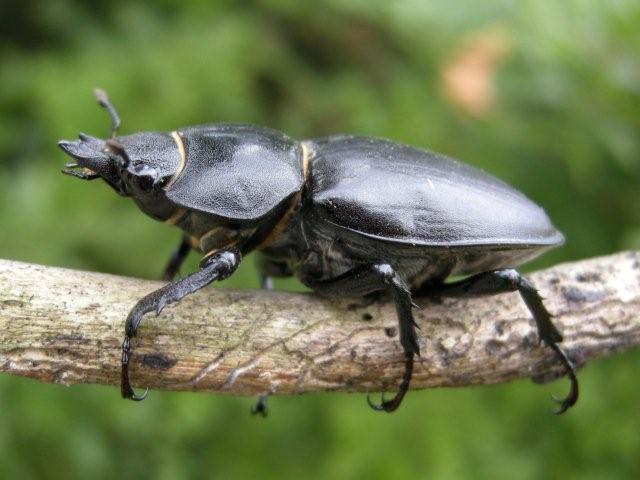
top-left (1, 0), bottom-right (639, 478)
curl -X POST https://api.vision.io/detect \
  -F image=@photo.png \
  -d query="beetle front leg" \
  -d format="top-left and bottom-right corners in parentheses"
top-left (304, 264), bottom-right (419, 413)
top-left (161, 234), bottom-right (193, 281)
top-left (121, 249), bottom-right (241, 401)
top-left (421, 269), bottom-right (578, 414)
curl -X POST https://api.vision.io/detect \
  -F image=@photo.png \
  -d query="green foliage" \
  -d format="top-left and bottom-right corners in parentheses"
top-left (0, 1), bottom-right (638, 478)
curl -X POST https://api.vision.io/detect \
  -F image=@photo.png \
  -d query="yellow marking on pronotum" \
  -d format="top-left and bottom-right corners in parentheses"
top-left (301, 142), bottom-right (310, 181)
top-left (164, 208), bottom-right (188, 226)
top-left (164, 131), bottom-right (186, 189)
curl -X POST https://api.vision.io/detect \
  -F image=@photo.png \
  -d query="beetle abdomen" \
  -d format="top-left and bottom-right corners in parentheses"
top-left (306, 136), bottom-right (564, 250)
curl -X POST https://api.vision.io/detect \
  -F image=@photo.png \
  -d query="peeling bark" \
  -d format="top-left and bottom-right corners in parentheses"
top-left (0, 252), bottom-right (638, 396)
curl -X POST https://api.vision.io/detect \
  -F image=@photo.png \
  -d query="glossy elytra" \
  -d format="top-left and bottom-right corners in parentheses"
top-left (59, 90), bottom-right (578, 415)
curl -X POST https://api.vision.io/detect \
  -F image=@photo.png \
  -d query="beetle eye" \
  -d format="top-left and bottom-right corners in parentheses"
top-left (127, 162), bottom-right (159, 192)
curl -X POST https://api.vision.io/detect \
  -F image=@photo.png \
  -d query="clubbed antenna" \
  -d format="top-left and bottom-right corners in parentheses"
top-left (94, 88), bottom-right (121, 139)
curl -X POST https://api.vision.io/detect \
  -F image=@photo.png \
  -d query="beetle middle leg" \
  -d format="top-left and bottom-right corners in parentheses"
top-left (249, 256), bottom-right (296, 416)
top-left (420, 269), bottom-right (578, 414)
top-left (304, 264), bottom-right (420, 413)
top-left (161, 234), bottom-right (192, 281)
top-left (121, 249), bottom-right (241, 401)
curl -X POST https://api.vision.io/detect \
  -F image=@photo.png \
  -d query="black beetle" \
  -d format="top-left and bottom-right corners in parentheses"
top-left (58, 90), bottom-right (577, 414)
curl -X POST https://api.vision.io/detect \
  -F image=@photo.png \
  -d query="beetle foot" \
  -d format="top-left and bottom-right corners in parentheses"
top-left (367, 352), bottom-right (414, 413)
top-left (121, 336), bottom-right (149, 401)
top-left (547, 342), bottom-right (579, 414)
top-left (251, 395), bottom-right (269, 418)
top-left (121, 365), bottom-right (149, 401)
top-left (366, 392), bottom-right (399, 412)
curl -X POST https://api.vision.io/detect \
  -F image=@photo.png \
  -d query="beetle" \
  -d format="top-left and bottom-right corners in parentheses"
top-left (58, 90), bottom-right (578, 414)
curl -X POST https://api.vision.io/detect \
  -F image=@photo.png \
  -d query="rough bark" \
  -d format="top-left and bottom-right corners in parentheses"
top-left (0, 252), bottom-right (638, 396)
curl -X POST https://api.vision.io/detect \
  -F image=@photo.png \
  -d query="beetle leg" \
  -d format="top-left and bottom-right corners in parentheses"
top-left (305, 264), bottom-right (419, 413)
top-left (161, 235), bottom-right (192, 281)
top-left (256, 255), bottom-right (292, 289)
top-left (121, 249), bottom-right (241, 401)
top-left (248, 269), bottom-right (276, 417)
top-left (251, 395), bottom-right (269, 418)
top-left (422, 269), bottom-right (578, 414)
top-left (259, 274), bottom-right (273, 291)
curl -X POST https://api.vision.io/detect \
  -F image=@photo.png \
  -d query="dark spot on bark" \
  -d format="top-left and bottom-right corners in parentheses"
top-left (494, 321), bottom-right (506, 335)
top-left (327, 344), bottom-right (339, 354)
top-left (2, 299), bottom-right (24, 308)
top-left (521, 332), bottom-right (538, 350)
top-left (575, 271), bottom-right (601, 283)
top-left (548, 276), bottom-right (560, 285)
top-left (485, 340), bottom-right (503, 356)
top-left (452, 373), bottom-right (473, 386)
top-left (362, 312), bottom-right (373, 321)
top-left (46, 334), bottom-right (89, 345)
top-left (141, 353), bottom-right (176, 370)
top-left (350, 348), bottom-right (357, 360)
top-left (384, 327), bottom-right (397, 338)
top-left (562, 286), bottom-right (605, 303)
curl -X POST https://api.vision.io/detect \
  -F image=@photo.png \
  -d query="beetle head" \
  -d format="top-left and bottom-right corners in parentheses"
top-left (58, 132), bottom-right (182, 197)
top-left (58, 90), bottom-right (181, 199)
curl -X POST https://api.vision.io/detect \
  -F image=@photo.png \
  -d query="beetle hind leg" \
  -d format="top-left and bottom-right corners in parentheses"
top-left (366, 265), bottom-right (420, 412)
top-left (304, 263), bottom-right (420, 413)
top-left (422, 269), bottom-right (578, 414)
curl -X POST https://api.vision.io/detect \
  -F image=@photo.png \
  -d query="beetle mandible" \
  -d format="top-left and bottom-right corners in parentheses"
top-left (58, 89), bottom-right (578, 414)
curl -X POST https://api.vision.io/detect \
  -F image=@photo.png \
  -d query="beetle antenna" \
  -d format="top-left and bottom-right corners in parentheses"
top-left (94, 88), bottom-right (121, 139)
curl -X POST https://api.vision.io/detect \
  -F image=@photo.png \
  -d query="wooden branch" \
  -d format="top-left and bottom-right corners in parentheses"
top-left (0, 252), bottom-right (638, 397)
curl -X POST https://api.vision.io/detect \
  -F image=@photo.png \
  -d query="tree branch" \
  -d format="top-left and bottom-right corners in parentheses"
top-left (0, 252), bottom-right (638, 396)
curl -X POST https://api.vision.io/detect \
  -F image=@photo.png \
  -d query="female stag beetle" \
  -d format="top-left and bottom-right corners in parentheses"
top-left (58, 90), bottom-right (578, 414)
